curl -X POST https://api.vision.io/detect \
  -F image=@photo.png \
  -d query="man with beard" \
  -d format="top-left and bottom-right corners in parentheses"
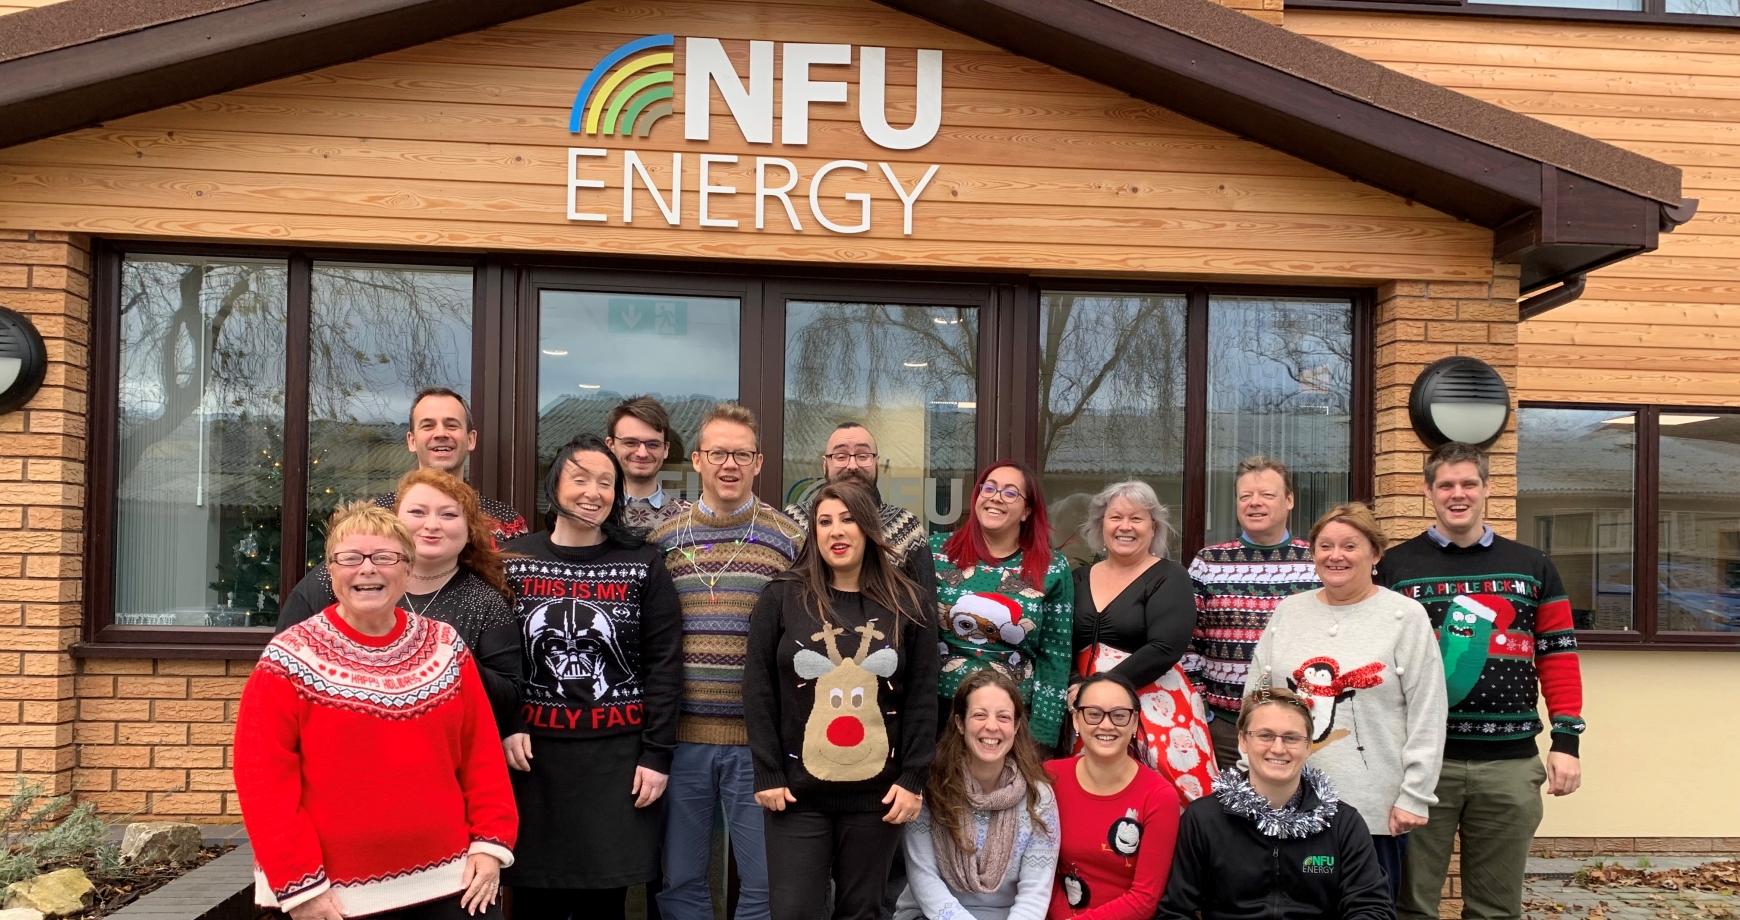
top-left (784, 422), bottom-right (935, 598)
top-left (374, 387), bottom-right (528, 544)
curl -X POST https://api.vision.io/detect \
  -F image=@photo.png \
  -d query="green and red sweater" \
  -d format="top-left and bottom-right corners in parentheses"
top-left (1376, 529), bottom-right (1586, 759)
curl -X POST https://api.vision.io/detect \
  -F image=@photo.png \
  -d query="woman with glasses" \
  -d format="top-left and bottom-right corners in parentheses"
top-left (498, 434), bottom-right (684, 920)
top-left (1067, 481), bottom-right (1213, 802)
top-left (235, 502), bottom-right (517, 920)
top-left (1243, 503), bottom-right (1447, 901)
top-left (1044, 672), bottom-right (1178, 920)
top-left (1157, 687), bottom-right (1393, 920)
top-left (276, 469), bottom-right (520, 725)
top-left (935, 461), bottom-right (1074, 753)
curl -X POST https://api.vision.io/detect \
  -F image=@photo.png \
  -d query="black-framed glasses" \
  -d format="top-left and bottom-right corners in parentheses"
top-left (979, 482), bottom-right (1025, 502)
top-left (1242, 729), bottom-right (1309, 749)
top-left (699, 448), bottom-right (759, 466)
top-left (1074, 705), bottom-right (1137, 727)
top-left (824, 451), bottom-right (878, 464)
top-left (612, 437), bottom-right (665, 453)
top-left (330, 551), bottom-right (409, 567)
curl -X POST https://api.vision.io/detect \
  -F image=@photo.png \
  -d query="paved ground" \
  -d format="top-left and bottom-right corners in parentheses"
top-left (1525, 857), bottom-right (1740, 920)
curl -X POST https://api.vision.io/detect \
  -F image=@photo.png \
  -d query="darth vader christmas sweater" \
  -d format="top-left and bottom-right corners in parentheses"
top-left (744, 579), bottom-right (938, 812)
top-left (501, 533), bottom-right (684, 772)
top-left (1376, 531), bottom-right (1585, 760)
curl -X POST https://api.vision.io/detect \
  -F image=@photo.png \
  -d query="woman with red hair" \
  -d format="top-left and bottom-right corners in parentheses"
top-left (932, 461), bottom-right (1075, 753)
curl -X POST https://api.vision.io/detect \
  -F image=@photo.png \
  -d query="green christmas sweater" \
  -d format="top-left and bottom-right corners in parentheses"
top-left (930, 532), bottom-right (1075, 747)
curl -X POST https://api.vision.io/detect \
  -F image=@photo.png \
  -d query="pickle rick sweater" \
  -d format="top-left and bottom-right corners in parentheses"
top-left (234, 608), bottom-right (518, 915)
top-left (1377, 530), bottom-right (1586, 760)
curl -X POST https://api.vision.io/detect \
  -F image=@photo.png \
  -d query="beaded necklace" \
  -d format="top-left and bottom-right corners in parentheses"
top-left (679, 499), bottom-right (764, 603)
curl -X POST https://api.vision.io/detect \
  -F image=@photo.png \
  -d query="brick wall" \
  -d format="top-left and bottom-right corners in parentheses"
top-left (0, 230), bottom-right (90, 800)
top-left (1373, 263), bottom-right (1521, 545)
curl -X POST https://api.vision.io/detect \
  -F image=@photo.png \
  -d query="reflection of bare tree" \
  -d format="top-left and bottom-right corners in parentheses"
top-left (786, 303), bottom-right (977, 411)
top-left (1208, 300), bottom-right (1350, 415)
top-left (1038, 295), bottom-right (1186, 475)
top-left (309, 268), bottom-right (472, 423)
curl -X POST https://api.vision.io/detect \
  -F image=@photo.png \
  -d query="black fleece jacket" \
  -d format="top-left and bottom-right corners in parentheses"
top-left (1157, 777), bottom-right (1395, 920)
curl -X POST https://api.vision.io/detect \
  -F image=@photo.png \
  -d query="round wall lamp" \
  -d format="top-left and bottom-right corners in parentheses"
top-left (0, 305), bottom-right (48, 415)
top-left (1408, 356), bottom-right (1511, 448)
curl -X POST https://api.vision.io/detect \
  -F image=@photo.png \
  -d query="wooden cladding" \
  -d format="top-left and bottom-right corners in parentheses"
top-left (1289, 10), bottom-right (1740, 406)
top-left (0, 0), bottom-right (1490, 282)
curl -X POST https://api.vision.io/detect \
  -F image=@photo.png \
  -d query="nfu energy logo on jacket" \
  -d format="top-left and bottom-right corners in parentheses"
top-left (564, 35), bottom-right (943, 235)
top-left (1302, 855), bottom-right (1337, 874)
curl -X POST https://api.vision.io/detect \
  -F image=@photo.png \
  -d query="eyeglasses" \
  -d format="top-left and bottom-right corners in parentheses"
top-left (979, 483), bottom-right (1025, 502)
top-left (1074, 705), bottom-right (1137, 727)
top-left (824, 451), bottom-right (878, 464)
top-left (1242, 729), bottom-right (1310, 749)
top-left (613, 437), bottom-right (665, 453)
top-left (330, 551), bottom-right (409, 567)
top-left (699, 448), bottom-right (759, 467)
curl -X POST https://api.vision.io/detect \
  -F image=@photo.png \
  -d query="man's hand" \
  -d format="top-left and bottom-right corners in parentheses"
top-left (503, 734), bottom-right (532, 772)
top-left (632, 766), bottom-right (669, 808)
top-left (1547, 751), bottom-right (1582, 796)
top-left (755, 787), bottom-right (797, 812)
top-left (1389, 807), bottom-right (1428, 836)
top-left (288, 890), bottom-right (344, 920)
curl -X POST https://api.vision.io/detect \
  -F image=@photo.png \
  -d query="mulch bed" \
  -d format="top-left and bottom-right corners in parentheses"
top-left (36, 846), bottom-right (232, 919)
top-left (1579, 861), bottom-right (1740, 894)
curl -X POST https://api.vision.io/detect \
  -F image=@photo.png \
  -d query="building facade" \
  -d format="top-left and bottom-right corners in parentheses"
top-left (0, 0), bottom-right (1732, 891)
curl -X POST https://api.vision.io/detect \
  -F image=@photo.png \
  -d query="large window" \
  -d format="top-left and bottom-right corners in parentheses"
top-left (1518, 403), bottom-right (1740, 647)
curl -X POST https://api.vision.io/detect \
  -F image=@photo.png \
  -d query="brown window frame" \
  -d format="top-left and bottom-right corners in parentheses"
top-left (1519, 400), bottom-right (1740, 651)
top-left (1288, 0), bottom-right (1740, 29)
top-left (80, 241), bottom-right (1374, 658)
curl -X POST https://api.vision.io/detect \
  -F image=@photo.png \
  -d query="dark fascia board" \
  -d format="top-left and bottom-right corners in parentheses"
top-left (876, 0), bottom-right (1681, 291)
top-left (0, 0), bottom-right (585, 150)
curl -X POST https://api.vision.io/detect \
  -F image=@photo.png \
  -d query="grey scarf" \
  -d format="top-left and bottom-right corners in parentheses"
top-left (932, 763), bottom-right (1027, 894)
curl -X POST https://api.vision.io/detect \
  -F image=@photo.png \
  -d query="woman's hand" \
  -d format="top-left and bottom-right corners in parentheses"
top-left (882, 785), bottom-right (922, 825)
top-left (1388, 807), bottom-right (1428, 836)
top-left (632, 766), bottom-right (668, 808)
top-left (502, 734), bottom-right (532, 772)
top-left (458, 852), bottom-right (502, 916)
top-left (755, 787), bottom-right (797, 812)
top-left (288, 890), bottom-right (344, 920)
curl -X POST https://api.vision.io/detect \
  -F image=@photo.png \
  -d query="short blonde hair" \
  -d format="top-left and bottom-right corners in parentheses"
top-left (325, 500), bottom-right (415, 560)
top-left (1237, 686), bottom-right (1315, 738)
top-left (696, 402), bottom-right (759, 451)
top-left (1307, 502), bottom-right (1388, 556)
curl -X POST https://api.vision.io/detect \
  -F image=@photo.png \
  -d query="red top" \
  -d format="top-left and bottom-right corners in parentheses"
top-left (234, 607), bottom-right (518, 915)
top-left (1044, 757), bottom-right (1180, 920)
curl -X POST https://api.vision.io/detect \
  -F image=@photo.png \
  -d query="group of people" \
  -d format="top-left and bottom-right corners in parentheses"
top-left (232, 387), bottom-right (1586, 920)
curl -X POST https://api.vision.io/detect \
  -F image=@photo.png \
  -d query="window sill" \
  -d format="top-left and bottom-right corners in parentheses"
top-left (1575, 633), bottom-right (1740, 652)
top-left (1287, 0), bottom-right (1740, 29)
top-left (75, 625), bottom-right (271, 660)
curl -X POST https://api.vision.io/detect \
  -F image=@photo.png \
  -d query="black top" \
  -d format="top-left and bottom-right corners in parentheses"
top-left (273, 564), bottom-right (520, 728)
top-left (500, 532), bottom-right (684, 773)
top-left (1158, 779), bottom-right (1394, 920)
top-left (1069, 558), bottom-right (1196, 688)
top-left (745, 579), bottom-right (939, 812)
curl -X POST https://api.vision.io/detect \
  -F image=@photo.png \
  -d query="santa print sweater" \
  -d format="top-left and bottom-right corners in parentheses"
top-left (1186, 537), bottom-right (1320, 712)
top-left (1043, 758), bottom-right (1179, 920)
top-left (500, 533), bottom-right (685, 772)
top-left (1244, 588), bottom-right (1448, 827)
top-left (745, 579), bottom-right (939, 810)
top-left (234, 608), bottom-right (517, 915)
top-left (1376, 532), bottom-right (1586, 759)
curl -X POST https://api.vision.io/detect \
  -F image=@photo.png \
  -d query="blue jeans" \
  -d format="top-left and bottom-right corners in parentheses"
top-left (657, 743), bottom-right (768, 920)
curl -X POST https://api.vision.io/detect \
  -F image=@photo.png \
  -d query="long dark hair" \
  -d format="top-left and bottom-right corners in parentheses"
top-left (393, 468), bottom-right (509, 600)
top-left (928, 669), bottom-right (1051, 854)
top-left (1073, 671), bottom-right (1148, 765)
top-left (942, 460), bottom-right (1053, 590)
top-left (543, 434), bottom-right (640, 548)
top-left (787, 481), bottom-right (924, 637)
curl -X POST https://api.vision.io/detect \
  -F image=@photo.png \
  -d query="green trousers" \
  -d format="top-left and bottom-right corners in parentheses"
top-left (1399, 756), bottom-right (1547, 920)
top-left (1209, 707), bottom-right (1242, 772)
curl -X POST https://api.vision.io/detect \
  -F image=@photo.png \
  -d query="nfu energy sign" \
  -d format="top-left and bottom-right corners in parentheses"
top-left (565, 35), bottom-right (943, 236)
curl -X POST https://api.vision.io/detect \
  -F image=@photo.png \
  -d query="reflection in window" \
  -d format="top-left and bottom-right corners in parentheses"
top-left (305, 264), bottom-right (473, 568)
top-left (1667, 0), bottom-right (1740, 13)
top-left (536, 292), bottom-right (740, 511)
top-left (1036, 293), bottom-right (1187, 564)
top-left (1516, 408), bottom-right (1636, 631)
top-left (1470, 0), bottom-right (1641, 9)
top-left (1204, 297), bottom-right (1352, 545)
top-left (115, 257), bottom-right (288, 628)
top-left (782, 303), bottom-right (978, 533)
top-left (1657, 412), bottom-right (1740, 632)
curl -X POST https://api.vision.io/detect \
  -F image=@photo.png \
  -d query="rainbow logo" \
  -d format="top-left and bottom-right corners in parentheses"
top-left (568, 34), bottom-right (677, 137)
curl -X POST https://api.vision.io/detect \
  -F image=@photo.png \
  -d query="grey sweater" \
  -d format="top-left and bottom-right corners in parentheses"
top-left (1244, 587), bottom-right (1447, 831)
top-left (897, 784), bottom-right (1060, 920)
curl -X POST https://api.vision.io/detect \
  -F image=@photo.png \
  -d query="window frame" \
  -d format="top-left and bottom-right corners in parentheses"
top-left (81, 241), bottom-right (1374, 657)
top-left (1288, 0), bottom-right (1740, 29)
top-left (1519, 399), bottom-right (1740, 651)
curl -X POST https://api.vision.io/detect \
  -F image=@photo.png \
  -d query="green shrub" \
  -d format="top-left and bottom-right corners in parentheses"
top-left (0, 778), bottom-right (120, 885)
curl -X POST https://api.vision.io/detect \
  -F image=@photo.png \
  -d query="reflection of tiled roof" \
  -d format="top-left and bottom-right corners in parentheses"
top-left (1519, 413), bottom-right (1740, 497)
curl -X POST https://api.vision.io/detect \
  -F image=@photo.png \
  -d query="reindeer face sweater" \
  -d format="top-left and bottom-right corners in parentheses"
top-left (745, 579), bottom-right (939, 811)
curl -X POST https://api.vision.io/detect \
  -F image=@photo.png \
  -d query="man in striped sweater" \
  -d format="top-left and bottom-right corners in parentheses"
top-left (648, 403), bottom-right (804, 920)
top-left (1378, 441), bottom-right (1584, 920)
top-left (1186, 456), bottom-right (1321, 770)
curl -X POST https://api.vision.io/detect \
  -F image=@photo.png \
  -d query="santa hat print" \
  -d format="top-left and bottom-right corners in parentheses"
top-left (949, 593), bottom-right (1028, 646)
top-left (1458, 594), bottom-right (1517, 646)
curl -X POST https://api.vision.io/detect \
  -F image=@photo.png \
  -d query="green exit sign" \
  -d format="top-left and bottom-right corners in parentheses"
top-left (608, 298), bottom-right (687, 335)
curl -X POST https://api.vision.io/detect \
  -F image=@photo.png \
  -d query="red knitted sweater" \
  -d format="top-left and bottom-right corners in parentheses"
top-left (234, 607), bottom-right (518, 914)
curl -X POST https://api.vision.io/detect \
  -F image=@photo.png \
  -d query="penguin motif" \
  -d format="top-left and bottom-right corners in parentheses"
top-left (1062, 867), bottom-right (1090, 908)
top-left (1107, 807), bottom-right (1143, 857)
